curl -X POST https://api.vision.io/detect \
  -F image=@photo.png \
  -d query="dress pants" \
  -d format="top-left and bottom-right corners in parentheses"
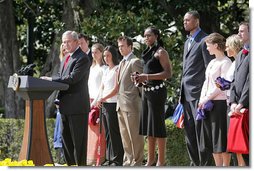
top-left (102, 103), bottom-right (124, 165)
top-left (182, 99), bottom-right (213, 166)
top-left (61, 113), bottom-right (88, 166)
top-left (117, 109), bottom-right (144, 166)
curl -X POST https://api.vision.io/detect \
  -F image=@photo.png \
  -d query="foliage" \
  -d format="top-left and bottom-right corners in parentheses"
top-left (0, 119), bottom-right (24, 160)
top-left (13, 0), bottom-right (64, 69)
top-left (0, 118), bottom-right (189, 166)
top-left (80, 5), bottom-right (182, 105)
top-left (165, 119), bottom-right (189, 165)
top-left (218, 0), bottom-right (249, 35)
top-left (8, 0), bottom-right (249, 114)
top-left (0, 107), bottom-right (4, 118)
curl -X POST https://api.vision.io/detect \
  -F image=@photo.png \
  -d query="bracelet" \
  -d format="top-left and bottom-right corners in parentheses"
top-left (147, 74), bottom-right (149, 81)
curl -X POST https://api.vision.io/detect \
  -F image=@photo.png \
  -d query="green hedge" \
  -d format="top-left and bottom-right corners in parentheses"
top-left (0, 118), bottom-right (189, 166)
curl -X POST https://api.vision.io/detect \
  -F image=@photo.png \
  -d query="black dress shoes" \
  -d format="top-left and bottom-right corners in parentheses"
top-left (101, 160), bottom-right (110, 166)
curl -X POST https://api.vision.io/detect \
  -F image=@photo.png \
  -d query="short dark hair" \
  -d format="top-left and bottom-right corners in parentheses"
top-left (239, 21), bottom-right (249, 32)
top-left (187, 10), bottom-right (200, 20)
top-left (117, 36), bottom-right (133, 48)
top-left (78, 33), bottom-right (90, 41)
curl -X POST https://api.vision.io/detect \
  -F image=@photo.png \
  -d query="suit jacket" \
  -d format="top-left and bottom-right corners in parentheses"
top-left (87, 50), bottom-right (93, 67)
top-left (53, 47), bottom-right (91, 115)
top-left (229, 50), bottom-right (249, 108)
top-left (180, 30), bottom-right (214, 102)
top-left (116, 53), bottom-right (143, 113)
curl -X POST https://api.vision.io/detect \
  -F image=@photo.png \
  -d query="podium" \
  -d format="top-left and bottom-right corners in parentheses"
top-left (8, 75), bottom-right (69, 166)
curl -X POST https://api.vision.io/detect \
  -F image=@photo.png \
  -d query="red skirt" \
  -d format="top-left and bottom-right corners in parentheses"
top-left (87, 123), bottom-right (106, 165)
top-left (227, 109), bottom-right (249, 154)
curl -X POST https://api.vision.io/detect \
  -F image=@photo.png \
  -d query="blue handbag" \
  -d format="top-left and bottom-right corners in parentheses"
top-left (215, 76), bottom-right (231, 91)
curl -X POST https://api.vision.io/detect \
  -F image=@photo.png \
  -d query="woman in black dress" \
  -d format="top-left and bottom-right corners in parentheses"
top-left (135, 26), bottom-right (172, 166)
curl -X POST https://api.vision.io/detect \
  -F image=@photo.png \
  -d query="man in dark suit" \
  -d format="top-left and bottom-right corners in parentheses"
top-left (41, 30), bottom-right (90, 166)
top-left (180, 10), bottom-right (214, 166)
top-left (78, 33), bottom-right (93, 66)
top-left (229, 22), bottom-right (249, 166)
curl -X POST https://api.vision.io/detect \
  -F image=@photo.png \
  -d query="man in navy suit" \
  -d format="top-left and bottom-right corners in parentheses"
top-left (78, 33), bottom-right (93, 66)
top-left (180, 10), bottom-right (214, 166)
top-left (42, 31), bottom-right (90, 166)
top-left (229, 22), bottom-right (249, 166)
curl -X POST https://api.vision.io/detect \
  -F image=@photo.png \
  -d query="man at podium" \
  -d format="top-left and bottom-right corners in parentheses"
top-left (41, 30), bottom-right (91, 166)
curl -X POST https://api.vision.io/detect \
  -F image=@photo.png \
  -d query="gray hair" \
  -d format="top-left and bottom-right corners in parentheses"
top-left (62, 30), bottom-right (79, 40)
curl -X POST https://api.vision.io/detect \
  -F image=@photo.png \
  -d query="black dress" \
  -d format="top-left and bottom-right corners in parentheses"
top-left (139, 45), bottom-right (167, 138)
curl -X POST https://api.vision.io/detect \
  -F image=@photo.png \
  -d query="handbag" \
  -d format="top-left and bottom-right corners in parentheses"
top-left (88, 106), bottom-right (100, 125)
top-left (215, 76), bottom-right (231, 91)
top-left (227, 108), bottom-right (249, 154)
top-left (172, 103), bottom-right (184, 128)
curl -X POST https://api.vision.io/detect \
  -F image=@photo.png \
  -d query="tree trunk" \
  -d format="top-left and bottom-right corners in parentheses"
top-left (0, 0), bottom-right (24, 118)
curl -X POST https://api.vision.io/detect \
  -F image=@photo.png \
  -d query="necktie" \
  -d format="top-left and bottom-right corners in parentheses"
top-left (64, 55), bottom-right (70, 69)
top-left (120, 58), bottom-right (126, 69)
top-left (187, 38), bottom-right (193, 51)
top-left (122, 58), bottom-right (126, 65)
top-left (118, 59), bottom-right (126, 82)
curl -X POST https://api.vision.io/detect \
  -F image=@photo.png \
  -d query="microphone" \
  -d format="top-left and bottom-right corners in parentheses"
top-left (17, 63), bottom-right (36, 76)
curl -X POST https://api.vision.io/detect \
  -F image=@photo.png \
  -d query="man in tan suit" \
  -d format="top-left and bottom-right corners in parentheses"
top-left (116, 36), bottom-right (144, 166)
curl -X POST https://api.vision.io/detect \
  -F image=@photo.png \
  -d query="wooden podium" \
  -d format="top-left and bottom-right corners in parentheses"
top-left (8, 75), bottom-right (69, 166)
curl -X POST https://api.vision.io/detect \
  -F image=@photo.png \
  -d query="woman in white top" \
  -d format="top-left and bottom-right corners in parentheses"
top-left (198, 33), bottom-right (232, 166)
top-left (225, 34), bottom-right (243, 97)
top-left (224, 34), bottom-right (244, 166)
top-left (88, 43), bottom-right (106, 101)
top-left (93, 45), bottom-right (124, 166)
top-left (86, 43), bottom-right (106, 165)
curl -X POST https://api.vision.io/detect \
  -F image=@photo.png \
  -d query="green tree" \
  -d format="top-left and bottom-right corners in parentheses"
top-left (0, 0), bottom-right (249, 118)
top-left (0, 0), bottom-right (23, 118)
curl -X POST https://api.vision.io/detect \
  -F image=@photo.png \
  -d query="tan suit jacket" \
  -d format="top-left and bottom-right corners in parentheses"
top-left (116, 53), bottom-right (144, 166)
top-left (116, 54), bottom-right (143, 113)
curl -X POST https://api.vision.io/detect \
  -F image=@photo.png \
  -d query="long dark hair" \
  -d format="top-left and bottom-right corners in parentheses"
top-left (103, 45), bottom-right (119, 65)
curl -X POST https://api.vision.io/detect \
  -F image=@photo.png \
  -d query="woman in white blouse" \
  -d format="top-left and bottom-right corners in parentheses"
top-left (225, 34), bottom-right (244, 166)
top-left (93, 45), bottom-right (124, 166)
top-left (225, 34), bottom-right (243, 96)
top-left (198, 33), bottom-right (232, 166)
top-left (88, 43), bottom-right (106, 102)
top-left (87, 43), bottom-right (106, 165)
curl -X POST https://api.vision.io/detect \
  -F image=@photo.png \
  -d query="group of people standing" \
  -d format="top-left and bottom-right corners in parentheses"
top-left (41, 9), bottom-right (249, 167)
top-left (42, 25), bottom-right (172, 166)
top-left (180, 11), bottom-right (249, 166)
top-left (89, 29), bottom-right (172, 166)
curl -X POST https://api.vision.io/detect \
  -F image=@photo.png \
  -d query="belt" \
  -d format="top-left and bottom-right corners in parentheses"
top-left (144, 82), bottom-right (165, 92)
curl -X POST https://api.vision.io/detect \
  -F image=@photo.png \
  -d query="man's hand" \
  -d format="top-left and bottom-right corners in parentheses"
top-left (234, 103), bottom-right (244, 115)
top-left (230, 103), bottom-right (243, 115)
